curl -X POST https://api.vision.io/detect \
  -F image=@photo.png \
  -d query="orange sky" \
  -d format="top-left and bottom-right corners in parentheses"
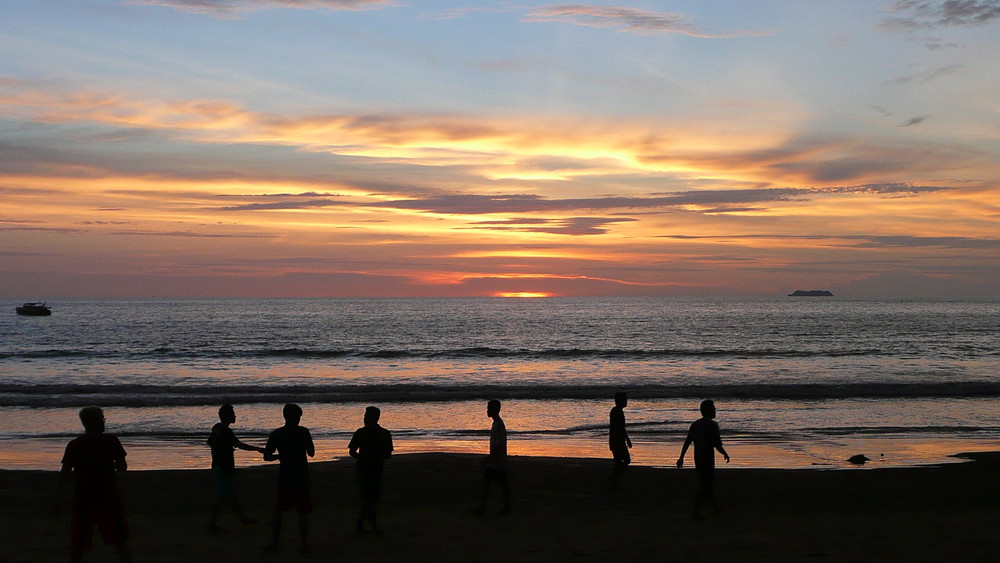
top-left (2, 2), bottom-right (1000, 297)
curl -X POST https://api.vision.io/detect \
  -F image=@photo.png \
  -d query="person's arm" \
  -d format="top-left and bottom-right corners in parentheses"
top-left (676, 425), bottom-right (694, 468)
top-left (715, 425), bottom-right (730, 463)
top-left (676, 437), bottom-right (692, 468)
top-left (235, 436), bottom-right (265, 454)
top-left (305, 428), bottom-right (315, 458)
top-left (348, 430), bottom-right (360, 459)
top-left (386, 432), bottom-right (393, 459)
top-left (113, 438), bottom-right (128, 472)
top-left (262, 433), bottom-right (278, 461)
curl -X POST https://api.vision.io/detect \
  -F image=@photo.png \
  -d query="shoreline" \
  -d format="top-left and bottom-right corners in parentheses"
top-left (4, 434), bottom-right (1000, 471)
top-left (3, 452), bottom-right (998, 561)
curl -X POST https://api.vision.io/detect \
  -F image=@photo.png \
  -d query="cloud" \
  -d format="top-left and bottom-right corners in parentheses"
top-left (525, 4), bottom-right (765, 37)
top-left (883, 0), bottom-right (1000, 30)
top-left (658, 233), bottom-right (1000, 250)
top-left (901, 116), bottom-right (929, 127)
top-left (467, 216), bottom-right (636, 236)
top-left (882, 1), bottom-right (1000, 46)
top-left (133, 0), bottom-right (397, 17)
top-left (886, 64), bottom-right (965, 84)
top-left (3, 82), bottom-right (990, 190)
top-left (218, 198), bottom-right (347, 211)
top-left (212, 183), bottom-right (954, 217)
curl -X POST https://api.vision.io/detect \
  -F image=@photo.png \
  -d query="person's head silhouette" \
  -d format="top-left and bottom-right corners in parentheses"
top-left (615, 391), bottom-right (628, 408)
top-left (283, 404), bottom-right (303, 425)
top-left (79, 406), bottom-right (105, 433)
top-left (487, 400), bottom-right (501, 418)
top-left (364, 406), bottom-right (380, 427)
top-left (219, 403), bottom-right (236, 424)
top-left (700, 399), bottom-right (716, 419)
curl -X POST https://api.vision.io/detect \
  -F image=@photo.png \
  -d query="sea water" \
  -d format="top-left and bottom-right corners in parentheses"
top-left (2, 297), bottom-right (998, 470)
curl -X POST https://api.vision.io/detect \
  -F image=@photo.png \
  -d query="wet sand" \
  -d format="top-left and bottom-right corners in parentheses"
top-left (2, 452), bottom-right (998, 562)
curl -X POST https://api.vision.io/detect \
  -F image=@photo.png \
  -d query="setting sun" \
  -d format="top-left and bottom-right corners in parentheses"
top-left (494, 292), bottom-right (554, 298)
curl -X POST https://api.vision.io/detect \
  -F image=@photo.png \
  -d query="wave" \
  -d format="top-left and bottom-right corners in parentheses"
top-left (0, 346), bottom-right (895, 361)
top-left (2, 381), bottom-right (999, 407)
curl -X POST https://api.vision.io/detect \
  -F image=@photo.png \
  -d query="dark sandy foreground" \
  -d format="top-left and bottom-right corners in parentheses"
top-left (2, 452), bottom-right (998, 562)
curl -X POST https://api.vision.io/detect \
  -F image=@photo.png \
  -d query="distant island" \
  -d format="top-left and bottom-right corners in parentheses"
top-left (788, 290), bottom-right (833, 297)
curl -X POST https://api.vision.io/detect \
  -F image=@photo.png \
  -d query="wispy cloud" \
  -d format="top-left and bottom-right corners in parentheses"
top-left (660, 233), bottom-right (1000, 250)
top-left (884, 0), bottom-right (1000, 30)
top-left (524, 4), bottom-right (766, 38)
top-left (133, 0), bottom-right (397, 17)
top-left (467, 216), bottom-right (635, 236)
top-left (901, 115), bottom-right (929, 127)
top-left (887, 64), bottom-right (965, 84)
top-left (214, 184), bottom-right (954, 217)
top-left (882, 1), bottom-right (1000, 47)
top-left (5, 81), bottom-right (985, 187)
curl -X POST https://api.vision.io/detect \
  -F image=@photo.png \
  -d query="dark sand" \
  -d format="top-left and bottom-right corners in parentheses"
top-left (2, 452), bottom-right (998, 562)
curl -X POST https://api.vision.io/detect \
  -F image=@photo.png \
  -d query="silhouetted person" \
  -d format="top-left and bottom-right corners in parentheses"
top-left (348, 406), bottom-right (394, 534)
top-left (53, 406), bottom-right (132, 563)
top-left (609, 391), bottom-right (632, 490)
top-left (676, 399), bottom-right (730, 519)
top-left (207, 404), bottom-right (265, 532)
top-left (472, 399), bottom-right (510, 515)
top-left (262, 404), bottom-right (315, 553)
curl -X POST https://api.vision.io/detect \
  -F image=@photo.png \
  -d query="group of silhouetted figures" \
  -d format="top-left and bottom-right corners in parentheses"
top-left (52, 394), bottom-right (729, 561)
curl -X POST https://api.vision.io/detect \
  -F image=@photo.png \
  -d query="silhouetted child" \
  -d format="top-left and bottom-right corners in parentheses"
top-left (207, 403), bottom-right (265, 532)
top-left (472, 399), bottom-right (510, 515)
top-left (348, 406), bottom-right (394, 534)
top-left (609, 391), bottom-right (632, 490)
top-left (262, 404), bottom-right (315, 553)
top-left (53, 406), bottom-right (132, 563)
top-left (676, 399), bottom-right (730, 519)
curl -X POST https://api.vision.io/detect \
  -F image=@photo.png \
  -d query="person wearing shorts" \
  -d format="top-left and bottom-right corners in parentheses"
top-left (262, 404), bottom-right (315, 552)
top-left (54, 406), bottom-right (132, 563)
top-left (348, 406), bottom-right (394, 534)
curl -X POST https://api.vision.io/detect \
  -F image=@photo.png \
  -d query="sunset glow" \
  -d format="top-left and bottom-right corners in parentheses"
top-left (494, 292), bottom-right (555, 299)
top-left (2, 1), bottom-right (1000, 297)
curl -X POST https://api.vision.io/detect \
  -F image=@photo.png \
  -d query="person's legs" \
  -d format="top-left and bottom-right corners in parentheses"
top-left (474, 471), bottom-right (492, 513)
top-left (498, 473), bottom-right (511, 514)
top-left (610, 447), bottom-right (630, 490)
top-left (265, 507), bottom-right (282, 549)
top-left (692, 467), bottom-right (714, 518)
top-left (208, 495), bottom-right (225, 530)
top-left (113, 541), bottom-right (132, 563)
top-left (297, 510), bottom-right (309, 552)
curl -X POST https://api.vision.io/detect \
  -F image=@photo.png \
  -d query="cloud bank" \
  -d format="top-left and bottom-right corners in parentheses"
top-left (135, 0), bottom-right (397, 16)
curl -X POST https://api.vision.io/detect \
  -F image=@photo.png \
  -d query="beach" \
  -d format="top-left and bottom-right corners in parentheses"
top-left (3, 451), bottom-right (998, 562)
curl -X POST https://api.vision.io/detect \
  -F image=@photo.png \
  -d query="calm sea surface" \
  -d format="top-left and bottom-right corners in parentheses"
top-left (2, 297), bottom-right (998, 470)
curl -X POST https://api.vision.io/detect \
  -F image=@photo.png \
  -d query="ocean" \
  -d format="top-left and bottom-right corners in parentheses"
top-left (2, 297), bottom-right (998, 470)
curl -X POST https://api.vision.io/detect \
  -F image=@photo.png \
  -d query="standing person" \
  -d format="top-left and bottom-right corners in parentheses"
top-left (207, 404), bottom-right (265, 532)
top-left (472, 399), bottom-right (511, 515)
top-left (676, 399), bottom-right (731, 519)
top-left (262, 404), bottom-right (315, 553)
top-left (53, 406), bottom-right (132, 563)
top-left (348, 406), bottom-right (394, 534)
top-left (609, 391), bottom-right (633, 491)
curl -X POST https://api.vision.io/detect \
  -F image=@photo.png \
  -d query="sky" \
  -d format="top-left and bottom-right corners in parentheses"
top-left (2, 1), bottom-right (1000, 298)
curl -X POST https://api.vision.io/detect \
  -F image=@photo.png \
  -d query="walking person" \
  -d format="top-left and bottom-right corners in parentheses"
top-left (676, 399), bottom-right (730, 519)
top-left (472, 399), bottom-right (511, 515)
top-left (609, 391), bottom-right (632, 491)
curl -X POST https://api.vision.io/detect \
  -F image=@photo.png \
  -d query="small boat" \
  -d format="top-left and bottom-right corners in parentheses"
top-left (15, 302), bottom-right (52, 316)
